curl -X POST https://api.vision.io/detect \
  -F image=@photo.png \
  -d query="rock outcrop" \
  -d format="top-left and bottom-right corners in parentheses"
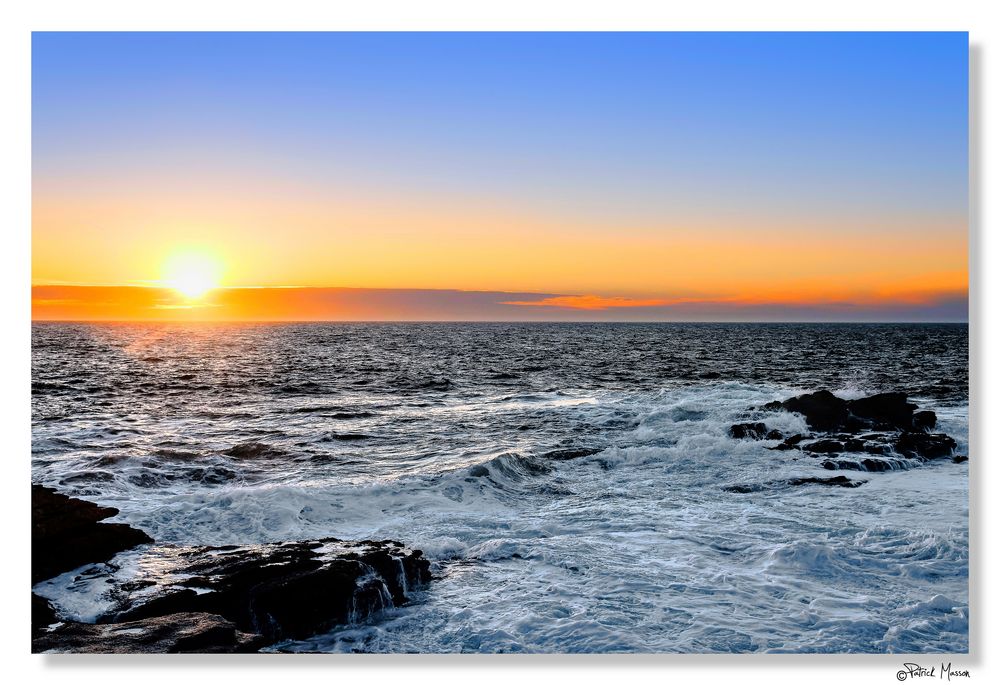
top-left (100, 539), bottom-right (431, 643)
top-left (725, 391), bottom-right (963, 486)
top-left (760, 391), bottom-right (935, 433)
top-left (32, 484), bottom-right (152, 583)
top-left (33, 612), bottom-right (266, 654)
top-left (32, 487), bottom-right (433, 653)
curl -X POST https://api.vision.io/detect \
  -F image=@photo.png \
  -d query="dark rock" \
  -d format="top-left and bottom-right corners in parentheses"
top-left (894, 432), bottom-right (957, 460)
top-left (764, 390), bottom-right (933, 433)
top-left (765, 429), bottom-right (784, 440)
top-left (32, 612), bottom-right (265, 654)
top-left (32, 593), bottom-right (57, 638)
top-left (952, 454), bottom-right (969, 464)
top-left (913, 410), bottom-right (938, 432)
top-left (542, 447), bottom-right (603, 460)
top-left (785, 475), bottom-right (866, 488)
top-left (102, 589), bottom-right (201, 623)
top-left (105, 539), bottom-right (431, 643)
top-left (32, 484), bottom-right (153, 583)
top-left (723, 475), bottom-right (866, 493)
top-left (769, 434), bottom-right (806, 451)
top-left (801, 439), bottom-right (845, 454)
top-left (729, 422), bottom-right (768, 440)
top-left (775, 390), bottom-right (850, 431)
top-left (820, 458), bottom-right (900, 472)
top-left (847, 392), bottom-right (916, 431)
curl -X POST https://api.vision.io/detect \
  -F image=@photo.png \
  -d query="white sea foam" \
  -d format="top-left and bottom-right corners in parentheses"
top-left (32, 321), bottom-right (969, 653)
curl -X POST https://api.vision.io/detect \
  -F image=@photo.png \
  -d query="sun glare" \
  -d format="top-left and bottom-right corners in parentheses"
top-left (162, 251), bottom-right (223, 299)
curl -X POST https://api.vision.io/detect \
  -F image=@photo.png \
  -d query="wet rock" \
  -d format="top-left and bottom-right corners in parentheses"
top-left (820, 458), bottom-right (901, 472)
top-left (763, 390), bottom-right (935, 433)
top-left (729, 422), bottom-right (768, 440)
top-left (765, 429), bottom-right (784, 440)
top-left (32, 484), bottom-right (153, 583)
top-left (542, 447), bottom-right (604, 460)
top-left (769, 434), bottom-right (806, 451)
top-left (913, 410), bottom-right (938, 432)
top-left (785, 475), bottom-right (866, 488)
top-left (103, 539), bottom-right (431, 643)
top-left (758, 391), bottom-right (958, 470)
top-left (847, 392), bottom-right (917, 430)
top-left (723, 475), bottom-right (866, 493)
top-left (766, 390), bottom-right (849, 431)
top-left (894, 432), bottom-right (957, 460)
top-left (801, 439), bottom-right (845, 454)
top-left (952, 454), bottom-right (969, 463)
top-left (32, 612), bottom-right (265, 654)
top-left (32, 593), bottom-right (57, 638)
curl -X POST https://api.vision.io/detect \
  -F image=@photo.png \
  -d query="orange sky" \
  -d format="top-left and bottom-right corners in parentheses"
top-left (31, 33), bottom-right (968, 322)
top-left (31, 182), bottom-right (968, 321)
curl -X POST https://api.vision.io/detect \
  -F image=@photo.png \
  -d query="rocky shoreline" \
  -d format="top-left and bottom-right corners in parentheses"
top-left (726, 390), bottom-right (964, 491)
top-left (31, 485), bottom-right (431, 653)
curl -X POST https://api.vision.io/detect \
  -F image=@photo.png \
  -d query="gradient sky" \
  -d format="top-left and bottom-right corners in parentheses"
top-left (32, 32), bottom-right (969, 321)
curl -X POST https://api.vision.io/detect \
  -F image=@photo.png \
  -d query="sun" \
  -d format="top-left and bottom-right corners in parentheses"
top-left (162, 250), bottom-right (223, 299)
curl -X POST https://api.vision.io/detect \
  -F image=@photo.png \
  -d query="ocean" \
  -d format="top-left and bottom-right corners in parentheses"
top-left (30, 322), bottom-right (969, 653)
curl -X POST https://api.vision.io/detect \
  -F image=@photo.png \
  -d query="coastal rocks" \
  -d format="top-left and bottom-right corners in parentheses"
top-left (728, 422), bottom-right (783, 440)
top-left (33, 612), bottom-right (266, 654)
top-left (749, 391), bottom-right (961, 471)
top-left (894, 431), bottom-right (958, 459)
top-left (770, 434), bottom-right (806, 451)
top-left (32, 484), bottom-right (153, 583)
top-left (820, 457), bottom-right (909, 472)
top-left (32, 593), bottom-right (57, 637)
top-left (32, 487), bottom-right (434, 653)
top-left (98, 539), bottom-right (431, 643)
top-left (761, 391), bottom-right (933, 433)
top-left (729, 422), bottom-right (767, 440)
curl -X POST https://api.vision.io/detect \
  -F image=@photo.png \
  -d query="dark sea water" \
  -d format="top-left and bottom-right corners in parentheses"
top-left (31, 322), bottom-right (969, 653)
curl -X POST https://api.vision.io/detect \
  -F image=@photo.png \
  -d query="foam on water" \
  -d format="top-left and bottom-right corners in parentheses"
top-left (31, 323), bottom-right (969, 653)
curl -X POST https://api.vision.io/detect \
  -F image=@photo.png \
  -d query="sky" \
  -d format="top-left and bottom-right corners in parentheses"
top-left (31, 32), bottom-right (969, 321)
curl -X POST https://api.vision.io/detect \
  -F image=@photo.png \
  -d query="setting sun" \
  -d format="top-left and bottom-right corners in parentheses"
top-left (161, 250), bottom-right (223, 299)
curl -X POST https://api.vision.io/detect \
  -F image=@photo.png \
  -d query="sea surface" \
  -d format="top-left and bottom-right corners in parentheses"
top-left (30, 322), bottom-right (970, 653)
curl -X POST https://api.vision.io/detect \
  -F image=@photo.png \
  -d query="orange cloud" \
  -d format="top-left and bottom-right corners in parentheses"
top-left (501, 295), bottom-right (678, 310)
top-left (32, 285), bottom-right (967, 322)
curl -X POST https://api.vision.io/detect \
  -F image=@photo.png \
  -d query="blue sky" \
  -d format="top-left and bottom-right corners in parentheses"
top-left (32, 32), bottom-right (969, 321)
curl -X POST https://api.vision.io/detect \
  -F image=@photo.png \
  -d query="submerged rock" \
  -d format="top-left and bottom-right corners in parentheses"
top-left (541, 446), bottom-right (604, 461)
top-left (33, 612), bottom-right (265, 654)
top-left (820, 457), bottom-right (909, 472)
top-left (32, 484), bottom-right (153, 583)
top-left (723, 475), bottom-right (866, 493)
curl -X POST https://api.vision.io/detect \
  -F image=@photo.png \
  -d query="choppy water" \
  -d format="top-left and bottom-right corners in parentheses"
top-left (31, 322), bottom-right (969, 653)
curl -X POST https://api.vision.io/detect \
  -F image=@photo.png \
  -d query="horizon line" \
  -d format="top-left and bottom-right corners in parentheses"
top-left (31, 319), bottom-right (970, 325)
